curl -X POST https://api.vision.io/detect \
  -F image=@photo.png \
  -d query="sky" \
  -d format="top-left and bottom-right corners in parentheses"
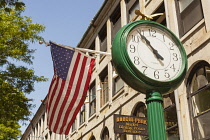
top-left (20, 0), bottom-right (104, 134)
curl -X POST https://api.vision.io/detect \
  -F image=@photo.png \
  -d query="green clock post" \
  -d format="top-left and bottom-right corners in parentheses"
top-left (112, 20), bottom-right (187, 140)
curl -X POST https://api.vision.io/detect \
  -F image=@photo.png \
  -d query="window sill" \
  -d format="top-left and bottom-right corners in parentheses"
top-left (99, 54), bottom-right (106, 63)
top-left (100, 102), bottom-right (109, 113)
top-left (112, 88), bottom-right (125, 101)
top-left (180, 19), bottom-right (205, 42)
top-left (88, 113), bottom-right (96, 122)
top-left (70, 130), bottom-right (78, 137)
top-left (78, 122), bottom-right (87, 130)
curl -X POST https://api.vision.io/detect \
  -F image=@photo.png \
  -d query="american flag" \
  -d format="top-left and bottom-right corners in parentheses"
top-left (47, 42), bottom-right (95, 134)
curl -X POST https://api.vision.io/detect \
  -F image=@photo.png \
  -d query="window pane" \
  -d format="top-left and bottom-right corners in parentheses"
top-left (90, 99), bottom-right (96, 116)
top-left (100, 68), bottom-right (109, 107)
top-left (194, 111), bottom-right (210, 139)
top-left (113, 76), bottom-right (124, 95)
top-left (206, 67), bottom-right (210, 83)
top-left (191, 74), bottom-right (199, 92)
top-left (178, 0), bottom-right (193, 12)
top-left (71, 119), bottom-right (77, 132)
top-left (167, 126), bottom-right (179, 140)
top-left (100, 37), bottom-right (107, 52)
top-left (101, 75), bottom-right (109, 105)
top-left (178, 0), bottom-right (203, 36)
top-left (190, 67), bottom-right (209, 93)
top-left (90, 85), bottom-right (96, 101)
top-left (89, 84), bottom-right (96, 116)
top-left (133, 102), bottom-right (148, 140)
top-left (128, 1), bottom-right (139, 22)
top-left (101, 127), bottom-right (109, 140)
top-left (192, 87), bottom-right (210, 116)
top-left (163, 93), bottom-right (179, 139)
top-left (80, 104), bottom-right (85, 125)
top-left (111, 4), bottom-right (121, 41)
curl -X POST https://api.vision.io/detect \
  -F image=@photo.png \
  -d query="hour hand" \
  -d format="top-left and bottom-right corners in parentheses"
top-left (137, 30), bottom-right (164, 60)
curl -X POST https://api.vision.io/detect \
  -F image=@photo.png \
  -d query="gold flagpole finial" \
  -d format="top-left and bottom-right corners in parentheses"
top-left (130, 9), bottom-right (163, 22)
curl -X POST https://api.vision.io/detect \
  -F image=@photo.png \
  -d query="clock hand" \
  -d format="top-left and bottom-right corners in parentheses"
top-left (137, 30), bottom-right (164, 60)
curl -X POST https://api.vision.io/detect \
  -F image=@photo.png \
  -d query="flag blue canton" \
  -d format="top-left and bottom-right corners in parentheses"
top-left (51, 44), bottom-right (74, 80)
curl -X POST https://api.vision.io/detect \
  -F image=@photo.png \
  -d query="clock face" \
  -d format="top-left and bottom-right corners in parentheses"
top-left (126, 23), bottom-right (182, 81)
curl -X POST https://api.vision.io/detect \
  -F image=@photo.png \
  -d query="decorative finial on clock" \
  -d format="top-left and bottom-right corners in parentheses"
top-left (130, 9), bottom-right (163, 22)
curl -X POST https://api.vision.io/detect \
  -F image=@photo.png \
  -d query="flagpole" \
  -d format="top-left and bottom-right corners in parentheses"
top-left (39, 41), bottom-right (111, 56)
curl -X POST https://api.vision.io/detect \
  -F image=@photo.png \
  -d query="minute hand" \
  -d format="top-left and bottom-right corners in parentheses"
top-left (138, 32), bottom-right (164, 60)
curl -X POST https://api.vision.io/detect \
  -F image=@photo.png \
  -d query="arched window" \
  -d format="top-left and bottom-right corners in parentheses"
top-left (132, 102), bottom-right (148, 140)
top-left (186, 60), bottom-right (210, 139)
top-left (89, 135), bottom-right (96, 140)
top-left (163, 92), bottom-right (179, 139)
top-left (101, 127), bottom-right (109, 140)
top-left (133, 102), bottom-right (147, 117)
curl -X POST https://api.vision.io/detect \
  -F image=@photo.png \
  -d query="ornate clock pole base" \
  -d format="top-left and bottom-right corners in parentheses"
top-left (146, 91), bottom-right (167, 140)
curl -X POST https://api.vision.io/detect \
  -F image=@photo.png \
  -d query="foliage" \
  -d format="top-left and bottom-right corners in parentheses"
top-left (0, 8), bottom-right (47, 139)
top-left (0, 0), bottom-right (25, 12)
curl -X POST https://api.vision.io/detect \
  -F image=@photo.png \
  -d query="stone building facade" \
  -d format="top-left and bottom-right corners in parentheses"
top-left (21, 0), bottom-right (210, 139)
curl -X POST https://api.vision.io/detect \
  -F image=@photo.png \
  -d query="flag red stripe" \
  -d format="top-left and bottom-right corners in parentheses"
top-left (48, 79), bottom-right (65, 130)
top-left (47, 42), bottom-right (95, 134)
top-left (46, 76), bottom-right (56, 111)
top-left (49, 52), bottom-right (80, 131)
top-left (47, 76), bottom-right (60, 126)
top-left (58, 55), bottom-right (88, 133)
top-left (47, 76), bottom-right (57, 112)
top-left (64, 58), bottom-right (95, 134)
top-left (52, 53), bottom-right (82, 132)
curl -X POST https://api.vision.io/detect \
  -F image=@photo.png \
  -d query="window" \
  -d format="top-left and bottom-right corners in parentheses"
top-left (110, 4), bottom-right (121, 41)
top-left (163, 92), bottom-right (180, 139)
top-left (186, 61), bottom-right (210, 139)
top-left (80, 104), bottom-right (85, 125)
top-left (127, 0), bottom-right (139, 22)
top-left (151, 2), bottom-right (166, 26)
top-left (176, 0), bottom-right (203, 37)
top-left (49, 131), bottom-right (52, 139)
top-left (99, 67), bottom-right (109, 107)
top-left (99, 24), bottom-right (107, 53)
top-left (89, 41), bottom-right (96, 57)
top-left (132, 102), bottom-right (148, 140)
top-left (71, 119), bottom-right (77, 132)
top-left (45, 134), bottom-right (48, 140)
top-left (89, 82), bottom-right (96, 116)
top-left (113, 76), bottom-right (124, 96)
top-left (65, 134), bottom-right (69, 139)
top-left (101, 127), bottom-right (109, 140)
top-left (90, 136), bottom-right (96, 140)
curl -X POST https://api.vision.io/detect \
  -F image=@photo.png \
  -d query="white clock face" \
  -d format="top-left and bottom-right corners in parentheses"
top-left (126, 24), bottom-right (182, 81)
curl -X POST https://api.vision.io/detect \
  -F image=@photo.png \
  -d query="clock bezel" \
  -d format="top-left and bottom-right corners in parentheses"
top-left (112, 20), bottom-right (187, 94)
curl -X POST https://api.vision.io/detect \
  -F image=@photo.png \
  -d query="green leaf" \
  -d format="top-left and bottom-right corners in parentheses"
top-left (0, 7), bottom-right (47, 139)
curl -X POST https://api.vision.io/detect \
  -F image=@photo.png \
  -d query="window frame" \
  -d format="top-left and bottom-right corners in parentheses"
top-left (99, 67), bottom-right (109, 107)
top-left (186, 60), bottom-right (210, 139)
top-left (175, 0), bottom-right (204, 37)
top-left (101, 127), bottom-right (110, 140)
top-left (132, 102), bottom-right (148, 140)
top-left (71, 118), bottom-right (77, 133)
top-left (99, 24), bottom-right (107, 53)
top-left (163, 92), bottom-right (180, 139)
top-left (79, 104), bottom-right (86, 125)
top-left (113, 75), bottom-right (124, 96)
top-left (89, 82), bottom-right (96, 117)
top-left (110, 4), bottom-right (121, 41)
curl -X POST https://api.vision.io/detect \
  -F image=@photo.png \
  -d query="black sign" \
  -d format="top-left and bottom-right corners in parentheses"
top-left (114, 114), bottom-right (148, 136)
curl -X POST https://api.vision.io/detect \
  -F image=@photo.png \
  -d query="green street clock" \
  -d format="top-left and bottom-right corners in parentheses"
top-left (112, 20), bottom-right (187, 94)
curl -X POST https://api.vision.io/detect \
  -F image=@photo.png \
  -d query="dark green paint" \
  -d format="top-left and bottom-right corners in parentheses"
top-left (112, 20), bottom-right (187, 94)
top-left (146, 92), bottom-right (167, 140)
top-left (112, 20), bottom-right (188, 140)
